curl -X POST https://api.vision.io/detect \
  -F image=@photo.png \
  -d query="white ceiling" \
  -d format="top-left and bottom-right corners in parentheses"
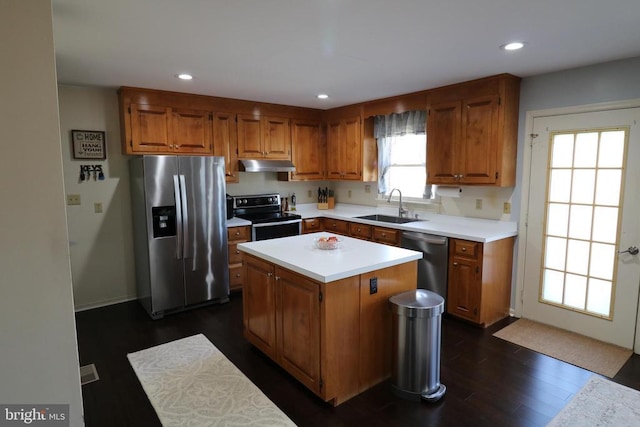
top-left (52, 0), bottom-right (640, 109)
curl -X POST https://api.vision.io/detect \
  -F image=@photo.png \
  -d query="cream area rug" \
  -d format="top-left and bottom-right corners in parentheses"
top-left (127, 334), bottom-right (296, 426)
top-left (547, 375), bottom-right (640, 426)
top-left (493, 319), bottom-right (632, 378)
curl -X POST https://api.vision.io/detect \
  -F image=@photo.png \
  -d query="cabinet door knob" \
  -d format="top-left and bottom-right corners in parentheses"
top-left (382, 233), bottom-right (386, 237)
top-left (235, 273), bottom-right (241, 277)
top-left (453, 262), bottom-right (459, 266)
top-left (235, 231), bottom-right (240, 236)
top-left (235, 250), bottom-right (240, 254)
top-left (461, 247), bottom-right (467, 251)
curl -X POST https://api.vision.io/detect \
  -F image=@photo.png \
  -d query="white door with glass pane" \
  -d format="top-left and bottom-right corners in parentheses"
top-left (522, 107), bottom-right (640, 350)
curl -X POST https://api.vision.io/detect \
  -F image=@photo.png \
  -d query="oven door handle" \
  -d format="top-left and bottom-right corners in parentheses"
top-left (252, 219), bottom-right (302, 228)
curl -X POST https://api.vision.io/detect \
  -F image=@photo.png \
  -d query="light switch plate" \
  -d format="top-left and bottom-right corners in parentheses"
top-left (94, 202), bottom-right (103, 213)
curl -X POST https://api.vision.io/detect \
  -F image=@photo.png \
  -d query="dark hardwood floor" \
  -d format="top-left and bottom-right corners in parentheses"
top-left (75, 293), bottom-right (640, 426)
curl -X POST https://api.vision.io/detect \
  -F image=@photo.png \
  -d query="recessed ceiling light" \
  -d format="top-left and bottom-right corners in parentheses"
top-left (317, 94), bottom-right (329, 99)
top-left (501, 42), bottom-right (526, 51)
top-left (177, 73), bottom-right (193, 80)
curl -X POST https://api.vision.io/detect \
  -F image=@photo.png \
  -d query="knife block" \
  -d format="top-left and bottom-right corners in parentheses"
top-left (318, 197), bottom-right (335, 210)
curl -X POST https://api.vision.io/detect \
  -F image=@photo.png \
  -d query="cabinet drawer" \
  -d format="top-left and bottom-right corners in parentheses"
top-left (228, 242), bottom-right (245, 264)
top-left (349, 223), bottom-right (372, 239)
top-left (373, 227), bottom-right (400, 246)
top-left (452, 239), bottom-right (480, 259)
top-left (302, 218), bottom-right (322, 234)
top-left (228, 226), bottom-right (250, 241)
top-left (229, 265), bottom-right (243, 290)
top-left (323, 218), bottom-right (349, 235)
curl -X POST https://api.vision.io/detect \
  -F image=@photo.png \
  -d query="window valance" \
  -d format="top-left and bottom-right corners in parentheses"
top-left (373, 110), bottom-right (426, 138)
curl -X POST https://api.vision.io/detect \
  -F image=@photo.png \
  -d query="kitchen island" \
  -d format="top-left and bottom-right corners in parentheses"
top-left (237, 233), bottom-right (421, 405)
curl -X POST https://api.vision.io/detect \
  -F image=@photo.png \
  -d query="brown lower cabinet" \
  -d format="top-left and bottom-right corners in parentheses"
top-left (227, 226), bottom-right (250, 292)
top-left (371, 226), bottom-right (401, 246)
top-left (243, 253), bottom-right (417, 405)
top-left (447, 237), bottom-right (514, 327)
top-left (349, 222), bottom-right (372, 240)
top-left (322, 218), bottom-right (349, 235)
top-left (321, 218), bottom-right (400, 246)
top-left (301, 217), bottom-right (322, 234)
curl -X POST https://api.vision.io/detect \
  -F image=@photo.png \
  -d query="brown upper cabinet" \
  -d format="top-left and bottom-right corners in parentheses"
top-left (324, 105), bottom-right (377, 182)
top-left (119, 87), bottom-right (321, 183)
top-left (128, 104), bottom-right (213, 154)
top-left (212, 112), bottom-right (239, 183)
top-left (120, 73), bottom-right (519, 185)
top-left (426, 74), bottom-right (520, 186)
top-left (326, 116), bottom-right (362, 180)
top-left (279, 119), bottom-right (325, 181)
top-left (237, 114), bottom-right (291, 160)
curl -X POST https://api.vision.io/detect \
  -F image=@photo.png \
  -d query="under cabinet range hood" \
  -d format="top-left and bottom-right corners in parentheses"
top-left (239, 159), bottom-right (296, 172)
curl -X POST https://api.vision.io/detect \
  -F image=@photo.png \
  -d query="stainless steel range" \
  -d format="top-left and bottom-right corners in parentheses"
top-left (231, 193), bottom-right (302, 241)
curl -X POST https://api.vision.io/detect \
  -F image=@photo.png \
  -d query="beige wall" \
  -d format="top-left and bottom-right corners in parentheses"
top-left (439, 186), bottom-right (515, 221)
top-left (0, 1), bottom-right (83, 424)
top-left (58, 86), bottom-right (136, 310)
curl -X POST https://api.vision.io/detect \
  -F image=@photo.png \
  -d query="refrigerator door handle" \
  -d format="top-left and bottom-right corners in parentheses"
top-left (173, 175), bottom-right (183, 259)
top-left (179, 175), bottom-right (189, 259)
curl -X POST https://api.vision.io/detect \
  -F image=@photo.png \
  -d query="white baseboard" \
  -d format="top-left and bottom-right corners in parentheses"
top-left (74, 295), bottom-right (137, 312)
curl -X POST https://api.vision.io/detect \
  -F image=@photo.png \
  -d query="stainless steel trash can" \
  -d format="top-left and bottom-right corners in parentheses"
top-left (389, 289), bottom-right (446, 402)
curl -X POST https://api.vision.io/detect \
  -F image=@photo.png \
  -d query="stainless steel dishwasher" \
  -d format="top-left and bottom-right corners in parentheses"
top-left (401, 231), bottom-right (449, 301)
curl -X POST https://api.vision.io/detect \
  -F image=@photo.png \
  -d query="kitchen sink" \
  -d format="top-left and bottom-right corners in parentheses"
top-left (355, 214), bottom-right (424, 224)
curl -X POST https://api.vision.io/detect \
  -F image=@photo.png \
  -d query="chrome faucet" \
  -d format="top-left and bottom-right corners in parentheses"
top-left (387, 188), bottom-right (408, 218)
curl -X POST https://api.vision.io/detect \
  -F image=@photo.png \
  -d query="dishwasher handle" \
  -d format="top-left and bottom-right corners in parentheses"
top-left (402, 231), bottom-right (448, 246)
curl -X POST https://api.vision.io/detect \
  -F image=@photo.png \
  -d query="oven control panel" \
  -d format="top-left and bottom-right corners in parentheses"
top-left (232, 194), bottom-right (281, 209)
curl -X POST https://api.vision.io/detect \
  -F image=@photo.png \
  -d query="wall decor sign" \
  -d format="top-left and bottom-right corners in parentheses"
top-left (72, 130), bottom-right (106, 160)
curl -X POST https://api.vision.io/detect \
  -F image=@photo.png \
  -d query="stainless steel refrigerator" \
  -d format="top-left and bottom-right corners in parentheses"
top-left (129, 156), bottom-right (229, 319)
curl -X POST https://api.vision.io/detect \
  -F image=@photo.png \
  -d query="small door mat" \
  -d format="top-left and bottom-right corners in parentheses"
top-left (80, 363), bottom-right (99, 385)
top-left (493, 318), bottom-right (632, 378)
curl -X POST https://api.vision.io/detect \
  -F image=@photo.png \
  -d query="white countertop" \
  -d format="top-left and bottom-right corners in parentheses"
top-left (237, 232), bottom-right (422, 283)
top-left (290, 203), bottom-right (517, 243)
top-left (227, 217), bottom-right (251, 227)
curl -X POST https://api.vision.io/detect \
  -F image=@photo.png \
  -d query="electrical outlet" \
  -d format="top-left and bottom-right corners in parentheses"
top-left (348, 190), bottom-right (352, 198)
top-left (94, 202), bottom-right (103, 213)
top-left (369, 277), bottom-right (378, 295)
top-left (364, 185), bottom-right (371, 193)
top-left (67, 194), bottom-right (81, 205)
top-left (503, 202), bottom-right (511, 214)
top-left (475, 199), bottom-right (483, 210)
top-left (307, 190), bottom-right (312, 198)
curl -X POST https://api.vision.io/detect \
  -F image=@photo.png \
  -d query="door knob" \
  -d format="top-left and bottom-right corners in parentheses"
top-left (618, 246), bottom-right (639, 255)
